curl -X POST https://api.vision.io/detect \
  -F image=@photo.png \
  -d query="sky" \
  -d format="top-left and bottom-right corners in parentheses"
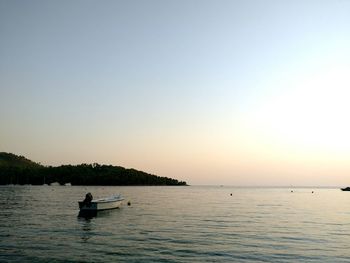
top-left (1, 0), bottom-right (350, 186)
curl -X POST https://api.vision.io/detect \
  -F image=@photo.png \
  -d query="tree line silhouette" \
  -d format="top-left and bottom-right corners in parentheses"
top-left (0, 153), bottom-right (187, 186)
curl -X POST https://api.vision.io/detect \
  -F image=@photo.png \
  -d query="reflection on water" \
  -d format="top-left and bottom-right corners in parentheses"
top-left (78, 210), bottom-right (97, 219)
top-left (78, 216), bottom-right (93, 242)
top-left (1, 185), bottom-right (350, 262)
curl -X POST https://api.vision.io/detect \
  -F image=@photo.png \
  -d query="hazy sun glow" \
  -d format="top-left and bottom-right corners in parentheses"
top-left (247, 65), bottom-right (350, 152)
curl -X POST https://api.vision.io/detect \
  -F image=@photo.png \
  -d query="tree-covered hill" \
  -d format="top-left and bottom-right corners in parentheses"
top-left (0, 152), bottom-right (187, 186)
top-left (0, 152), bottom-right (42, 168)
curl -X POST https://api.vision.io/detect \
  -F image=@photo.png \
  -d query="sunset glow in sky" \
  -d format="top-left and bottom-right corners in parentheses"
top-left (1, 0), bottom-right (350, 185)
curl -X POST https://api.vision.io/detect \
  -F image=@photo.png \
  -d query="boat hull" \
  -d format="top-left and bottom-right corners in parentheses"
top-left (79, 196), bottom-right (124, 211)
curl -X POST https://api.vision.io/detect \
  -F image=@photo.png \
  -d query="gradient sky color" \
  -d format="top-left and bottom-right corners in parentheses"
top-left (1, 0), bottom-right (350, 185)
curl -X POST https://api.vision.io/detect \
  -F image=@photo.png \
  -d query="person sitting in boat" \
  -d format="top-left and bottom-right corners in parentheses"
top-left (82, 192), bottom-right (93, 206)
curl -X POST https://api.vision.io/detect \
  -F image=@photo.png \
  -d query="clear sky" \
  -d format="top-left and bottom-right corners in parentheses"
top-left (1, 0), bottom-right (350, 186)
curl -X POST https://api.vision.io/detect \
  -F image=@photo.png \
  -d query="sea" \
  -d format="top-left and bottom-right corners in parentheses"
top-left (1, 185), bottom-right (350, 262)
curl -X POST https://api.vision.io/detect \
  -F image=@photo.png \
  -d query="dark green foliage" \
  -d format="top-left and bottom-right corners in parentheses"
top-left (0, 152), bottom-right (42, 168)
top-left (0, 153), bottom-right (187, 186)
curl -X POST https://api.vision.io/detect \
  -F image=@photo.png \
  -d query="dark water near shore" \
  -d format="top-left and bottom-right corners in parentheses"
top-left (1, 186), bottom-right (350, 262)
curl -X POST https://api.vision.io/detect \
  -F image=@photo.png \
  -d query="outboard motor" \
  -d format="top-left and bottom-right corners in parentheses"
top-left (78, 192), bottom-right (96, 218)
top-left (82, 192), bottom-right (93, 207)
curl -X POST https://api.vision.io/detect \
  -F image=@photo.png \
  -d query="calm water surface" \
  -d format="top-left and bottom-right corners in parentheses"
top-left (1, 186), bottom-right (350, 262)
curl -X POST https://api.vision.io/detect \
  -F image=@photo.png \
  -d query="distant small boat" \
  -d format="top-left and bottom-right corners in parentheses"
top-left (78, 193), bottom-right (124, 212)
top-left (341, 187), bottom-right (350, 191)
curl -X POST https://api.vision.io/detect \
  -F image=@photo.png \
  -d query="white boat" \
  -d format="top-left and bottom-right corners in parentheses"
top-left (79, 194), bottom-right (124, 212)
